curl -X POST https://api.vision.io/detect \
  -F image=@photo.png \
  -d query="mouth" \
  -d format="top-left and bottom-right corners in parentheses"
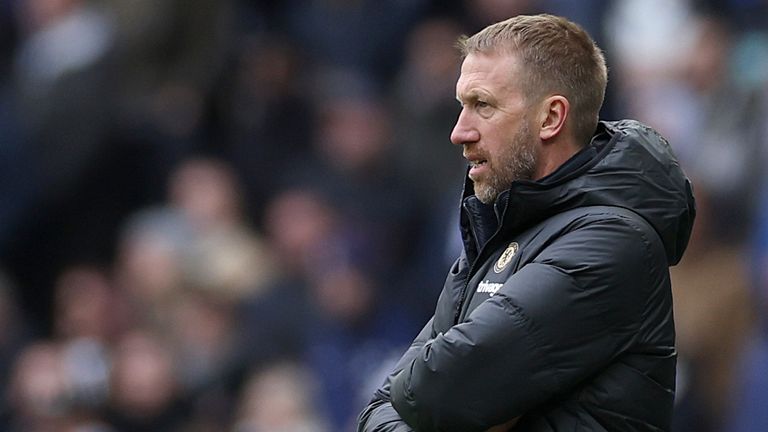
top-left (467, 158), bottom-right (488, 179)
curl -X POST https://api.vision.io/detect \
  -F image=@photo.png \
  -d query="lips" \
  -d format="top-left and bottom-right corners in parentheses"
top-left (463, 151), bottom-right (486, 166)
top-left (467, 157), bottom-right (489, 178)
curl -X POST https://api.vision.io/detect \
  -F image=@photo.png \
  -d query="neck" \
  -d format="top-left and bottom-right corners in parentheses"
top-left (534, 137), bottom-right (582, 180)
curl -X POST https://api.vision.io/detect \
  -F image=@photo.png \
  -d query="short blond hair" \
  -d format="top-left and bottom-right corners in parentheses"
top-left (457, 14), bottom-right (607, 146)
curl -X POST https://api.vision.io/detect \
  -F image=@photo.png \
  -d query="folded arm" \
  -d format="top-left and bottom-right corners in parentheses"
top-left (357, 318), bottom-right (435, 432)
top-left (389, 215), bottom-right (656, 431)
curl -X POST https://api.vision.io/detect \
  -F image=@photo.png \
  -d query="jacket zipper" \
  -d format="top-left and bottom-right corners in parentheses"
top-left (454, 264), bottom-right (475, 324)
top-left (454, 197), bottom-right (510, 324)
top-left (454, 202), bottom-right (500, 324)
top-left (454, 202), bottom-right (476, 324)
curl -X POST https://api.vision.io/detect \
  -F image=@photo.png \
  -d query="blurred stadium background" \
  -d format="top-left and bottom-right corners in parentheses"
top-left (0, 0), bottom-right (767, 431)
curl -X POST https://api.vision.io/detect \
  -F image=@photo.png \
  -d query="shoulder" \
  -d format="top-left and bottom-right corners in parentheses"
top-left (543, 205), bottom-right (662, 250)
top-left (530, 206), bottom-right (666, 285)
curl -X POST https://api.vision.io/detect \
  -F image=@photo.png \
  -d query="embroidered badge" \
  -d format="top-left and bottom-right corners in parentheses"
top-left (494, 242), bottom-right (518, 273)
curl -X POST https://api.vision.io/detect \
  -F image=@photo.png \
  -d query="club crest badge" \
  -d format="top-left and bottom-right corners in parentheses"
top-left (494, 242), bottom-right (518, 273)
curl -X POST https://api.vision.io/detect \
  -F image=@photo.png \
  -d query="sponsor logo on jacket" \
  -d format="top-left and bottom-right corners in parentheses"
top-left (477, 280), bottom-right (503, 296)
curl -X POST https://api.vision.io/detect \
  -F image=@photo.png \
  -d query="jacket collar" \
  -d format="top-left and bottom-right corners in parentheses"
top-left (459, 123), bottom-right (615, 262)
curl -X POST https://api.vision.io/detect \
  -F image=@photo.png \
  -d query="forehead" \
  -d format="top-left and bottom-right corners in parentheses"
top-left (456, 51), bottom-right (524, 100)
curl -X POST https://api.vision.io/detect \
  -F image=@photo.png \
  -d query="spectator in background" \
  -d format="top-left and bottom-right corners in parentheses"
top-left (8, 342), bottom-right (71, 432)
top-left (233, 362), bottom-right (329, 432)
top-left (168, 157), bottom-right (277, 301)
top-left (114, 207), bottom-right (193, 333)
top-left (105, 330), bottom-right (185, 431)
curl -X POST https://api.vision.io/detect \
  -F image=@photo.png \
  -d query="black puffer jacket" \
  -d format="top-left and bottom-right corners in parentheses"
top-left (358, 120), bottom-right (696, 432)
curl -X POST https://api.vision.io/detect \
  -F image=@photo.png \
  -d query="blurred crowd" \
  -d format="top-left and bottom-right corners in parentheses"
top-left (0, 0), bottom-right (767, 431)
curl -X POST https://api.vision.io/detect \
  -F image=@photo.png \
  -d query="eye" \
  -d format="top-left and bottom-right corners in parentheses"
top-left (474, 100), bottom-right (493, 117)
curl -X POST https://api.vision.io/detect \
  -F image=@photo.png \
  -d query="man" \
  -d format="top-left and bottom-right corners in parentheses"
top-left (358, 14), bottom-right (696, 432)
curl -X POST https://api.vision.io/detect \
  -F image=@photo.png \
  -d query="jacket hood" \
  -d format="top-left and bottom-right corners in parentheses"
top-left (461, 119), bottom-right (696, 265)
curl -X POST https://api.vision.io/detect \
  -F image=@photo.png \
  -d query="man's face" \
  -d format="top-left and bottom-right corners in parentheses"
top-left (451, 51), bottom-right (539, 204)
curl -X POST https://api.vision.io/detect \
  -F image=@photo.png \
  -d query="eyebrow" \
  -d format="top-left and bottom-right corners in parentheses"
top-left (456, 89), bottom-right (491, 105)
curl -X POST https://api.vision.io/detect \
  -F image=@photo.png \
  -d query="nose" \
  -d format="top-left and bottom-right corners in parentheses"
top-left (450, 109), bottom-right (480, 146)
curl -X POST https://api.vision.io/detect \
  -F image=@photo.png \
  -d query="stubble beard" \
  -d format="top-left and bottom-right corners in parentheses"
top-left (473, 122), bottom-right (538, 205)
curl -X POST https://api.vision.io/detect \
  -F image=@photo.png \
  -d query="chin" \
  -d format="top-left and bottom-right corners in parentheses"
top-left (474, 185), bottom-right (496, 204)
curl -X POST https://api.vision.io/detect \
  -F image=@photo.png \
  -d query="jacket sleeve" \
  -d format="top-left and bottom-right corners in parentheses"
top-left (389, 213), bottom-right (664, 432)
top-left (357, 317), bottom-right (435, 432)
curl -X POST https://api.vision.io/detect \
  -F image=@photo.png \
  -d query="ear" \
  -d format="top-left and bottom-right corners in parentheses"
top-left (537, 95), bottom-right (569, 141)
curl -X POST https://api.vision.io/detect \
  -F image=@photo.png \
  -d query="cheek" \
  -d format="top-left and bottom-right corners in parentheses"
top-left (483, 124), bottom-right (515, 161)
